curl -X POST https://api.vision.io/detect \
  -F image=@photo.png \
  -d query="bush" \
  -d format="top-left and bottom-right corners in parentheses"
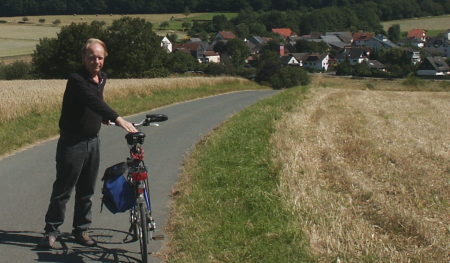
top-left (142, 67), bottom-right (170, 78)
top-left (270, 66), bottom-right (310, 89)
top-left (0, 20), bottom-right (7, 23)
top-left (0, 61), bottom-right (33, 80)
top-left (39, 18), bottom-right (46, 23)
top-left (22, 17), bottom-right (29, 22)
top-left (402, 74), bottom-right (423, 87)
top-left (203, 63), bottom-right (230, 75)
top-left (52, 19), bottom-right (61, 25)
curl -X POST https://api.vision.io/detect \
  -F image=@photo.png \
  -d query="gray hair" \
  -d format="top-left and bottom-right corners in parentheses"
top-left (82, 38), bottom-right (108, 57)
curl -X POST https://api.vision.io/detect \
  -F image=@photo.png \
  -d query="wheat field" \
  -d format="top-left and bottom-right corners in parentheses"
top-left (0, 76), bottom-right (249, 123)
top-left (272, 87), bottom-right (450, 262)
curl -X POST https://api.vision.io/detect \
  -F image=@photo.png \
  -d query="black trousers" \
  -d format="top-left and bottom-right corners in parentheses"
top-left (44, 134), bottom-right (100, 235)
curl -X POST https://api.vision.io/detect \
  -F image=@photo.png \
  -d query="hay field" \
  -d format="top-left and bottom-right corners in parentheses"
top-left (381, 14), bottom-right (450, 32)
top-left (0, 76), bottom-right (248, 123)
top-left (272, 87), bottom-right (450, 262)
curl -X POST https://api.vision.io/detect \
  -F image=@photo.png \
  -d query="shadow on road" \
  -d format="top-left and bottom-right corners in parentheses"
top-left (0, 229), bottom-right (142, 262)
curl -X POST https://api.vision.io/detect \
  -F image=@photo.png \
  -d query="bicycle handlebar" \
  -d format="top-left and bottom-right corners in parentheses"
top-left (109, 114), bottom-right (168, 128)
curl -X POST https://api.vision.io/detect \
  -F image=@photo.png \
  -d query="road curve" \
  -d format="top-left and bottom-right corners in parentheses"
top-left (0, 89), bottom-right (277, 263)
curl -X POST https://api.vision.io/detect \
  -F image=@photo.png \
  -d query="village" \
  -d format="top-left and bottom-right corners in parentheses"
top-left (161, 28), bottom-right (450, 77)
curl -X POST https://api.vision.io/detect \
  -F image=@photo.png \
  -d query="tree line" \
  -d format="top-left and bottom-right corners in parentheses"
top-left (1, 0), bottom-right (450, 21)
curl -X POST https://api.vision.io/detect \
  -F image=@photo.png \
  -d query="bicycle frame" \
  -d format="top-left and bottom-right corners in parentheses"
top-left (111, 114), bottom-right (168, 263)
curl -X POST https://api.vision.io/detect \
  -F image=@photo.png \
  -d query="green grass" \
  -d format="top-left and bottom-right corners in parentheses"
top-left (156, 12), bottom-right (237, 31)
top-left (167, 86), bottom-right (314, 262)
top-left (0, 81), bottom-right (264, 157)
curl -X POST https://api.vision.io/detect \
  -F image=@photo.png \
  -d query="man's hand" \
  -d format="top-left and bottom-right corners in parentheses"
top-left (115, 116), bottom-right (138, 133)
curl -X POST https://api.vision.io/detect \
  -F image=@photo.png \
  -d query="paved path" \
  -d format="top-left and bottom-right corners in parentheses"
top-left (0, 90), bottom-right (277, 263)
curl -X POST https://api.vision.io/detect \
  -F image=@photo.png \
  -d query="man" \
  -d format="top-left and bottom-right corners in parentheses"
top-left (39, 38), bottom-right (138, 248)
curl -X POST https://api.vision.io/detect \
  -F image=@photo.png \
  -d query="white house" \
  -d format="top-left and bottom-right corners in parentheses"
top-left (160, 36), bottom-right (172, 53)
top-left (302, 53), bottom-right (330, 71)
top-left (203, 50), bottom-right (220, 63)
top-left (280, 55), bottom-right (300, 66)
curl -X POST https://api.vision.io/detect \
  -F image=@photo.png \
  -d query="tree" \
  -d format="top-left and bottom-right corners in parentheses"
top-left (159, 21), bottom-right (170, 29)
top-left (33, 21), bottom-right (107, 78)
top-left (212, 15), bottom-right (231, 32)
top-left (223, 38), bottom-right (250, 68)
top-left (33, 17), bottom-right (166, 78)
top-left (181, 21), bottom-right (191, 32)
top-left (270, 66), bottom-right (310, 89)
top-left (335, 60), bottom-right (352, 76)
top-left (387, 24), bottom-right (401, 42)
top-left (105, 17), bottom-right (166, 78)
top-left (295, 39), bottom-right (328, 53)
top-left (256, 49), bottom-right (282, 83)
top-left (165, 51), bottom-right (198, 73)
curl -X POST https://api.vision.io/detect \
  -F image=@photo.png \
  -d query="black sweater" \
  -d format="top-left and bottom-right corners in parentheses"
top-left (59, 68), bottom-right (119, 137)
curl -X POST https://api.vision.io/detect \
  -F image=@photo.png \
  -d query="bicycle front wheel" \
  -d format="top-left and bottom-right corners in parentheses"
top-left (138, 202), bottom-right (148, 263)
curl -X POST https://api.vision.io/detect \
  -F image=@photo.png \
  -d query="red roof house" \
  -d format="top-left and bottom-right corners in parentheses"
top-left (215, 31), bottom-right (237, 40)
top-left (407, 29), bottom-right (426, 41)
top-left (272, 28), bottom-right (294, 38)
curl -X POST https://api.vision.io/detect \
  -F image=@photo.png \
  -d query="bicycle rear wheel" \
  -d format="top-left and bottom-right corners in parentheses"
top-left (137, 202), bottom-right (149, 263)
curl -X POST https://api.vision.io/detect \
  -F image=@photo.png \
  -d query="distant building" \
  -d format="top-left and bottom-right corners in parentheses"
top-left (215, 31), bottom-right (237, 41)
top-left (272, 28), bottom-right (295, 39)
top-left (416, 56), bottom-right (450, 76)
top-left (160, 36), bottom-right (172, 53)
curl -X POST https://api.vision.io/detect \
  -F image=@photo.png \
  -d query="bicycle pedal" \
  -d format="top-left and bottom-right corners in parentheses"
top-left (152, 234), bottom-right (164, 240)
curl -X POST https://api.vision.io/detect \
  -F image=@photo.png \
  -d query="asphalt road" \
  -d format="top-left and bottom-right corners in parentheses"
top-left (0, 89), bottom-right (277, 263)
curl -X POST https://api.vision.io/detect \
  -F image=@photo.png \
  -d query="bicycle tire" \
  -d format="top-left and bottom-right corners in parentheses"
top-left (138, 202), bottom-right (149, 263)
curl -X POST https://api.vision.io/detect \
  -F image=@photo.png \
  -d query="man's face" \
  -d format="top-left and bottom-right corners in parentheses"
top-left (82, 43), bottom-right (105, 76)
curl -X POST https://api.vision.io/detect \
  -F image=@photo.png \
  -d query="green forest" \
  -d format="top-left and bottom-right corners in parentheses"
top-left (2, 0), bottom-right (450, 21)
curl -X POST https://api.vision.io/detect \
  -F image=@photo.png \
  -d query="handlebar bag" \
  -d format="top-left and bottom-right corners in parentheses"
top-left (101, 162), bottom-right (136, 214)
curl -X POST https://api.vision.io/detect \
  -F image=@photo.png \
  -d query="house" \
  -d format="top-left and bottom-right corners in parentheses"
top-left (363, 60), bottom-right (387, 72)
top-left (397, 37), bottom-right (425, 48)
top-left (215, 31), bottom-right (237, 41)
top-left (358, 34), bottom-right (398, 51)
top-left (160, 36), bottom-right (172, 53)
top-left (416, 56), bottom-right (450, 76)
top-left (172, 41), bottom-right (210, 62)
top-left (326, 32), bottom-right (353, 45)
top-left (403, 47), bottom-right (422, 64)
top-left (272, 28), bottom-right (294, 39)
top-left (280, 55), bottom-right (299, 66)
top-left (203, 50), bottom-right (220, 63)
top-left (300, 53), bottom-right (330, 71)
top-left (353, 32), bottom-right (375, 46)
top-left (246, 36), bottom-right (271, 54)
top-left (335, 47), bottom-right (370, 65)
top-left (407, 29), bottom-right (427, 41)
top-left (290, 53), bottom-right (308, 67)
top-left (426, 35), bottom-right (450, 57)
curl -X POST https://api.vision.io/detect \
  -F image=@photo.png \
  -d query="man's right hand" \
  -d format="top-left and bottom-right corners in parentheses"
top-left (115, 116), bottom-right (138, 133)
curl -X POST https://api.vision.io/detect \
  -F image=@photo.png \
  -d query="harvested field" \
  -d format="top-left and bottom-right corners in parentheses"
top-left (272, 87), bottom-right (450, 262)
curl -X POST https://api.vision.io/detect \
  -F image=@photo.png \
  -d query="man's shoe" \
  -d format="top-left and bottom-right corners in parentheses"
top-left (38, 233), bottom-right (57, 249)
top-left (73, 231), bottom-right (97, 246)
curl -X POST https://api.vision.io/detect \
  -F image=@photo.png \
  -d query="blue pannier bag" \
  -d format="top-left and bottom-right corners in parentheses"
top-left (102, 162), bottom-right (135, 214)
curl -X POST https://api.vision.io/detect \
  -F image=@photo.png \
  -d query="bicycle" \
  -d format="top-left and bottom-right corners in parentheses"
top-left (110, 113), bottom-right (168, 263)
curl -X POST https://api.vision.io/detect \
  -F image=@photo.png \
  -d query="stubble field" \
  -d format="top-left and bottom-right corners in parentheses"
top-left (272, 79), bottom-right (450, 262)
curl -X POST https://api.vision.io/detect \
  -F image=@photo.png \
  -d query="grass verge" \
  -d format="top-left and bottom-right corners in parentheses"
top-left (0, 80), bottom-right (264, 157)
top-left (165, 86), bottom-right (314, 262)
